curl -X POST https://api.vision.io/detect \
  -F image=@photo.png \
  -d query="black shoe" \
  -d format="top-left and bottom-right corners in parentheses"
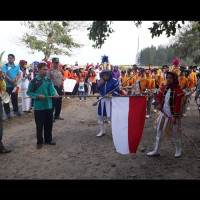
top-left (45, 141), bottom-right (56, 145)
top-left (0, 148), bottom-right (11, 153)
top-left (36, 144), bottom-right (43, 149)
top-left (54, 116), bottom-right (64, 120)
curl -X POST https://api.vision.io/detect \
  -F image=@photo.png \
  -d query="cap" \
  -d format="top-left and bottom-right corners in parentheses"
top-left (145, 70), bottom-right (151, 74)
top-left (52, 58), bottom-right (59, 63)
top-left (121, 69), bottom-right (126, 73)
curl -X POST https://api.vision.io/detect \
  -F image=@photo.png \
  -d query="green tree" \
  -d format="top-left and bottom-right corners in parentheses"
top-left (139, 45), bottom-right (176, 66)
top-left (172, 22), bottom-right (200, 65)
top-left (87, 21), bottom-right (200, 49)
top-left (20, 21), bottom-right (83, 61)
top-left (140, 46), bottom-right (157, 66)
top-left (155, 45), bottom-right (167, 66)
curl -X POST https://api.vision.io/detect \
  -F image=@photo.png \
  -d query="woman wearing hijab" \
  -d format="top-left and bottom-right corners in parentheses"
top-left (112, 65), bottom-right (120, 81)
top-left (32, 61), bottom-right (39, 78)
top-left (20, 60), bottom-right (32, 113)
top-left (147, 59), bottom-right (185, 158)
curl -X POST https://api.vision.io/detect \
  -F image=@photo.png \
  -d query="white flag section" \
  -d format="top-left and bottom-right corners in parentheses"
top-left (63, 79), bottom-right (76, 92)
top-left (112, 97), bottom-right (130, 154)
top-left (112, 97), bottom-right (146, 154)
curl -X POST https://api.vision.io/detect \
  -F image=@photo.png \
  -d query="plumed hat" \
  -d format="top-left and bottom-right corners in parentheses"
top-left (168, 58), bottom-right (181, 77)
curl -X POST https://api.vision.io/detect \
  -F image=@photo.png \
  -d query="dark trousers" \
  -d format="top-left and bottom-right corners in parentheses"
top-left (52, 86), bottom-right (63, 118)
top-left (3, 87), bottom-right (19, 114)
top-left (146, 96), bottom-right (153, 115)
top-left (34, 109), bottom-right (53, 145)
top-left (0, 99), bottom-right (5, 151)
top-left (91, 82), bottom-right (97, 95)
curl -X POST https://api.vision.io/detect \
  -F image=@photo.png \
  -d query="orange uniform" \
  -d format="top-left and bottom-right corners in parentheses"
top-left (153, 74), bottom-right (164, 89)
top-left (62, 70), bottom-right (71, 79)
top-left (179, 76), bottom-right (189, 90)
top-left (139, 77), bottom-right (150, 92)
top-left (71, 72), bottom-right (80, 84)
top-left (79, 71), bottom-right (88, 82)
top-left (147, 76), bottom-right (155, 91)
top-left (190, 71), bottom-right (197, 88)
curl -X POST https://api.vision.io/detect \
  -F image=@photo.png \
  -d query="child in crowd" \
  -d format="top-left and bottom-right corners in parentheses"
top-left (78, 76), bottom-right (87, 102)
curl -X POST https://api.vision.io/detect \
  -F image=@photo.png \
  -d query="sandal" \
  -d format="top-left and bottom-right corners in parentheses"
top-left (0, 149), bottom-right (11, 153)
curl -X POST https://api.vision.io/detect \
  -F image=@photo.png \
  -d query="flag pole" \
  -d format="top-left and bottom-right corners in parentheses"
top-left (160, 110), bottom-right (200, 152)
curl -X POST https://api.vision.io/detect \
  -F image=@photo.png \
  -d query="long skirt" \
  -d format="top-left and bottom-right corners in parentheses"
top-left (21, 88), bottom-right (31, 112)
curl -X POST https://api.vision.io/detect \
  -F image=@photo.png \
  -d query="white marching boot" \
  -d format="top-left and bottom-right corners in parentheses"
top-left (174, 140), bottom-right (182, 157)
top-left (147, 139), bottom-right (161, 156)
top-left (96, 124), bottom-right (105, 137)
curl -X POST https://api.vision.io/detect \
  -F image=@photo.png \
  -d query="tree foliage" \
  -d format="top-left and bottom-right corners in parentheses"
top-left (87, 21), bottom-right (200, 49)
top-left (20, 21), bottom-right (83, 61)
top-left (87, 21), bottom-right (114, 49)
top-left (171, 22), bottom-right (200, 65)
top-left (139, 45), bottom-right (175, 66)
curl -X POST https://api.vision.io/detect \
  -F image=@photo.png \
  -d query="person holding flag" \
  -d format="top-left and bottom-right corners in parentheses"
top-left (147, 59), bottom-right (185, 158)
top-left (95, 70), bottom-right (120, 137)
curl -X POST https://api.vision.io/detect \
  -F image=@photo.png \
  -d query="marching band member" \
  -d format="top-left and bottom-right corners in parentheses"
top-left (96, 70), bottom-right (120, 137)
top-left (179, 69), bottom-right (190, 116)
top-left (126, 69), bottom-right (134, 95)
top-left (145, 70), bottom-right (155, 119)
top-left (147, 59), bottom-right (185, 158)
top-left (132, 68), bottom-right (150, 96)
top-left (160, 64), bottom-right (169, 87)
top-left (152, 68), bottom-right (164, 112)
top-left (187, 66), bottom-right (195, 111)
top-left (119, 69), bottom-right (128, 95)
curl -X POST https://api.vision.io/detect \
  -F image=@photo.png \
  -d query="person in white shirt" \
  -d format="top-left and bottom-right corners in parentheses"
top-left (95, 64), bottom-right (103, 81)
top-left (19, 60), bottom-right (32, 113)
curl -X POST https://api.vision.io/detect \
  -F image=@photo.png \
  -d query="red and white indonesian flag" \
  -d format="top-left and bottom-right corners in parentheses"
top-left (111, 97), bottom-right (146, 154)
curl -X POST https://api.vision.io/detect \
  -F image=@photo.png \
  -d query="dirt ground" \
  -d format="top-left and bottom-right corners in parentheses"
top-left (0, 93), bottom-right (200, 180)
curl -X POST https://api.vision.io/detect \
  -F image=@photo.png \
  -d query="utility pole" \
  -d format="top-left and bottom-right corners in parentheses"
top-left (135, 36), bottom-right (140, 65)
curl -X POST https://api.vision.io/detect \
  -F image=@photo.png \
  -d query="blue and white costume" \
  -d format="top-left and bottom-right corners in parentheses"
top-left (95, 70), bottom-right (120, 136)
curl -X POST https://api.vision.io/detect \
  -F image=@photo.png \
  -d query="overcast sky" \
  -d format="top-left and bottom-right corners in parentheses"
top-left (0, 21), bottom-right (176, 66)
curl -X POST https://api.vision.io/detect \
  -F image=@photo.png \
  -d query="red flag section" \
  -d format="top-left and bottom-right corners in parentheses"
top-left (112, 97), bottom-right (146, 154)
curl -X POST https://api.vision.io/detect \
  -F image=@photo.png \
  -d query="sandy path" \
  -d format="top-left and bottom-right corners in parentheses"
top-left (0, 95), bottom-right (200, 179)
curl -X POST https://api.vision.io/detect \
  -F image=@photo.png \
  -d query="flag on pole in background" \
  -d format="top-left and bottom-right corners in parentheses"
top-left (111, 96), bottom-right (146, 154)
